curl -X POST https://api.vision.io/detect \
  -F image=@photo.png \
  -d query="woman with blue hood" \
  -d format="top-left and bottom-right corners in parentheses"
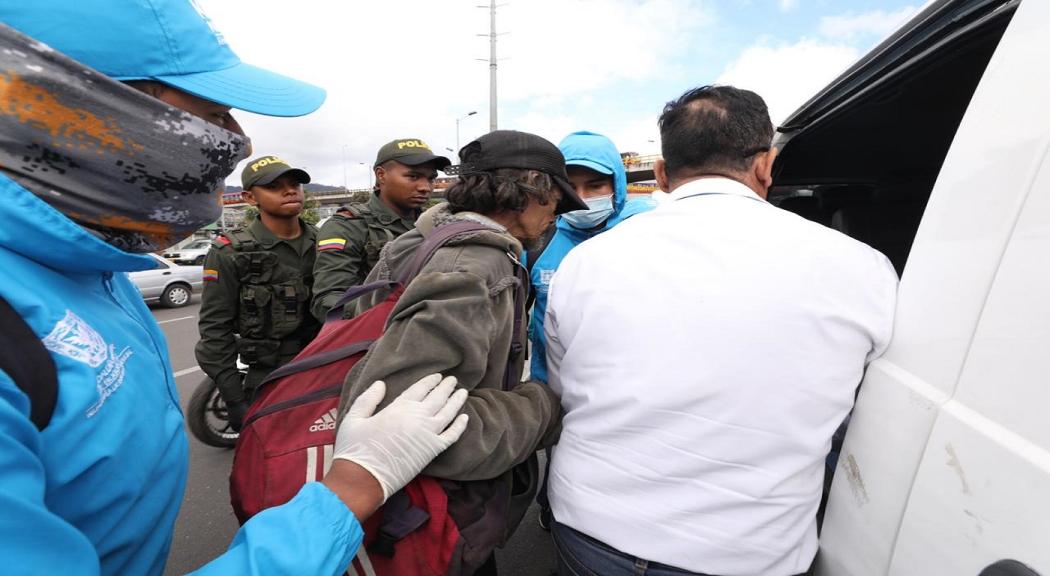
top-left (527, 131), bottom-right (656, 385)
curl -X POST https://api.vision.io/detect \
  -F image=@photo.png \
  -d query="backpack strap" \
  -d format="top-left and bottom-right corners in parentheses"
top-left (258, 339), bottom-right (375, 387)
top-left (501, 257), bottom-right (528, 391)
top-left (323, 279), bottom-right (401, 323)
top-left (0, 296), bottom-right (58, 430)
top-left (396, 220), bottom-right (494, 285)
top-left (367, 490), bottom-right (431, 558)
top-left (326, 221), bottom-right (498, 321)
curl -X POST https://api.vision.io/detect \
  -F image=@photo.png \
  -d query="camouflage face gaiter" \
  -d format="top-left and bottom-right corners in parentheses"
top-left (0, 24), bottom-right (250, 253)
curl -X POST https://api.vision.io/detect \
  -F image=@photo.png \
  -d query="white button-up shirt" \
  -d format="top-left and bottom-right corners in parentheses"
top-left (545, 177), bottom-right (898, 576)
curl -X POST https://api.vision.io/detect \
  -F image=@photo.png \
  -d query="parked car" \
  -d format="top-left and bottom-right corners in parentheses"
top-left (771, 0), bottom-right (1048, 574)
top-left (129, 254), bottom-right (203, 308)
top-left (162, 238), bottom-right (212, 265)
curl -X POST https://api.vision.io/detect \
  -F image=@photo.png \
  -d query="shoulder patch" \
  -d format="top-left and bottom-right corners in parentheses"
top-left (203, 269), bottom-right (219, 282)
top-left (213, 236), bottom-right (232, 247)
top-left (317, 237), bottom-right (347, 252)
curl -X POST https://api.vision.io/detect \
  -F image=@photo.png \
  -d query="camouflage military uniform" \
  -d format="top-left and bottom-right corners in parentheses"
top-left (195, 218), bottom-right (320, 406)
top-left (310, 193), bottom-right (417, 320)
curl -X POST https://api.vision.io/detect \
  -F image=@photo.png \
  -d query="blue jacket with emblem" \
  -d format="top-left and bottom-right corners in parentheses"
top-left (526, 132), bottom-right (656, 383)
top-left (0, 174), bottom-right (363, 576)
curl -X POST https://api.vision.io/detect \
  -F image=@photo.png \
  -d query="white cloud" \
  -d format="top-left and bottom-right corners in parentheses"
top-left (500, 0), bottom-right (711, 99)
top-left (195, 0), bottom-right (711, 186)
top-left (779, 0), bottom-right (798, 12)
top-left (716, 39), bottom-right (860, 124)
top-left (819, 6), bottom-right (921, 41)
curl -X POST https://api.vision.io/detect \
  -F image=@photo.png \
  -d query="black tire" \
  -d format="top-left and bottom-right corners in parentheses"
top-left (186, 376), bottom-right (239, 448)
top-left (161, 283), bottom-right (192, 308)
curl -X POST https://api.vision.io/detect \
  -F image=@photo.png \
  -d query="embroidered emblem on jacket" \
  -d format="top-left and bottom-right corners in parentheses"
top-left (43, 310), bottom-right (108, 368)
top-left (43, 310), bottom-right (135, 417)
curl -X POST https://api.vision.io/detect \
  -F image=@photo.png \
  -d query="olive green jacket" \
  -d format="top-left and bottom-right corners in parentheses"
top-left (195, 218), bottom-right (319, 404)
top-left (310, 193), bottom-right (416, 321)
top-left (339, 203), bottom-right (562, 482)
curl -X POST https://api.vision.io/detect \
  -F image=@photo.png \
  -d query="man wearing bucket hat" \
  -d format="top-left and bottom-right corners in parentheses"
top-left (195, 156), bottom-right (321, 431)
top-left (338, 130), bottom-right (588, 575)
top-left (0, 1), bottom-right (470, 575)
top-left (311, 138), bottom-right (451, 320)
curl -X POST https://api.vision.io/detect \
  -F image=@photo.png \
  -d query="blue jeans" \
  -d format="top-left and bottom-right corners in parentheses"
top-left (551, 520), bottom-right (713, 576)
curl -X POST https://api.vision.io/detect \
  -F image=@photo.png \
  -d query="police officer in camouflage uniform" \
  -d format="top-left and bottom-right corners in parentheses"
top-left (196, 155), bottom-right (321, 430)
top-left (310, 138), bottom-right (450, 320)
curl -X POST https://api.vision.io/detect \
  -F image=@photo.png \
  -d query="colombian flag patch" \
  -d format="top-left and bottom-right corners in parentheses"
top-left (318, 238), bottom-right (347, 252)
top-left (203, 269), bottom-right (219, 282)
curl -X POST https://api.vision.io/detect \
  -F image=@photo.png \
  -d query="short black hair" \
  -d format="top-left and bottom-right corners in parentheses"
top-left (658, 85), bottom-right (774, 180)
top-left (445, 169), bottom-right (556, 215)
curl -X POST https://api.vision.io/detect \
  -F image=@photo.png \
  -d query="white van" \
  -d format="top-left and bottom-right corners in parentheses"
top-left (770, 0), bottom-right (1049, 574)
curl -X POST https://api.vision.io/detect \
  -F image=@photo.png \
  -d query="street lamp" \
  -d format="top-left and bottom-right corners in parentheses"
top-left (358, 162), bottom-right (372, 189)
top-left (341, 145), bottom-right (349, 190)
top-left (455, 111), bottom-right (477, 157)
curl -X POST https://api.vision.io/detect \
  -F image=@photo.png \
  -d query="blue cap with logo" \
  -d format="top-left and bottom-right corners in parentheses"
top-left (0, 0), bottom-right (325, 117)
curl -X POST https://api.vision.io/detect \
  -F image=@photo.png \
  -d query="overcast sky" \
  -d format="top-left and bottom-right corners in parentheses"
top-left (197, 0), bottom-right (926, 189)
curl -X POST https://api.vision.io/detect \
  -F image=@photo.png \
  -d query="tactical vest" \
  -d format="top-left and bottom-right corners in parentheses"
top-left (225, 229), bottom-right (317, 367)
top-left (348, 201), bottom-right (398, 272)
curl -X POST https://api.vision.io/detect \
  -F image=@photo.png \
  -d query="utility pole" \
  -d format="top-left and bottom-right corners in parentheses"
top-left (478, 1), bottom-right (500, 132)
top-left (487, 0), bottom-right (497, 131)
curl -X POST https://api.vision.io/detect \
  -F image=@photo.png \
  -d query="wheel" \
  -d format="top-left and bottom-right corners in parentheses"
top-left (193, 255), bottom-right (206, 265)
top-left (186, 376), bottom-right (239, 448)
top-left (161, 283), bottom-right (192, 308)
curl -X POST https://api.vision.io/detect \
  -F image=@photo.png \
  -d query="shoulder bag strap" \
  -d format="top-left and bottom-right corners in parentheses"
top-left (0, 296), bottom-right (58, 430)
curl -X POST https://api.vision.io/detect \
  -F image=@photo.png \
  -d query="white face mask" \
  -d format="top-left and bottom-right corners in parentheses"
top-left (562, 194), bottom-right (614, 229)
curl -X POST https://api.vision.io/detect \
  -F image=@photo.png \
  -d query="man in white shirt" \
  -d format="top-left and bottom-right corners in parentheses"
top-left (543, 85), bottom-right (899, 576)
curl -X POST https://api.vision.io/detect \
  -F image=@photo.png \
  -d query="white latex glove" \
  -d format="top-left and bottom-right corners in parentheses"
top-left (334, 374), bottom-right (469, 501)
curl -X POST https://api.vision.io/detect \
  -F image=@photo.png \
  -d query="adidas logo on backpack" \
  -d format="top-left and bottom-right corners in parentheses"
top-left (309, 408), bottom-right (337, 432)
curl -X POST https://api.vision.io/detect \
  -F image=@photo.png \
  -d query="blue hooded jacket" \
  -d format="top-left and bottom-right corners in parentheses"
top-left (0, 173), bottom-right (363, 575)
top-left (526, 132), bottom-right (655, 383)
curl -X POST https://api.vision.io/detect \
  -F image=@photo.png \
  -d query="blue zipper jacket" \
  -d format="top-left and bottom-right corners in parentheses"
top-left (526, 132), bottom-right (655, 383)
top-left (0, 173), bottom-right (363, 575)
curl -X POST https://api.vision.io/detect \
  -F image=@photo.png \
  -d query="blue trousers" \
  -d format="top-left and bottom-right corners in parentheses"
top-left (552, 520), bottom-right (713, 576)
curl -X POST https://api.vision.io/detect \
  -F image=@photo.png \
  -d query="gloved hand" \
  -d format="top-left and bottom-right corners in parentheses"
top-left (333, 374), bottom-right (469, 501)
top-left (226, 400), bottom-right (249, 432)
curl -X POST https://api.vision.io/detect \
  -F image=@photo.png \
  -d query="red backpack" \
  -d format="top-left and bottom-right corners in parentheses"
top-left (229, 220), bottom-right (528, 575)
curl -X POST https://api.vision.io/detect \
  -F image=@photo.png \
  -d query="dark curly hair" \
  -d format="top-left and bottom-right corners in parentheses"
top-left (445, 168), bottom-right (557, 214)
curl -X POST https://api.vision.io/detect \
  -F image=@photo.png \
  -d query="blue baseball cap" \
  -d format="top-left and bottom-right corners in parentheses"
top-left (0, 0), bottom-right (325, 117)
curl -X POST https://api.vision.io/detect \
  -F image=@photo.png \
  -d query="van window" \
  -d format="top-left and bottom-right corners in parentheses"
top-left (770, 1), bottom-right (1019, 276)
